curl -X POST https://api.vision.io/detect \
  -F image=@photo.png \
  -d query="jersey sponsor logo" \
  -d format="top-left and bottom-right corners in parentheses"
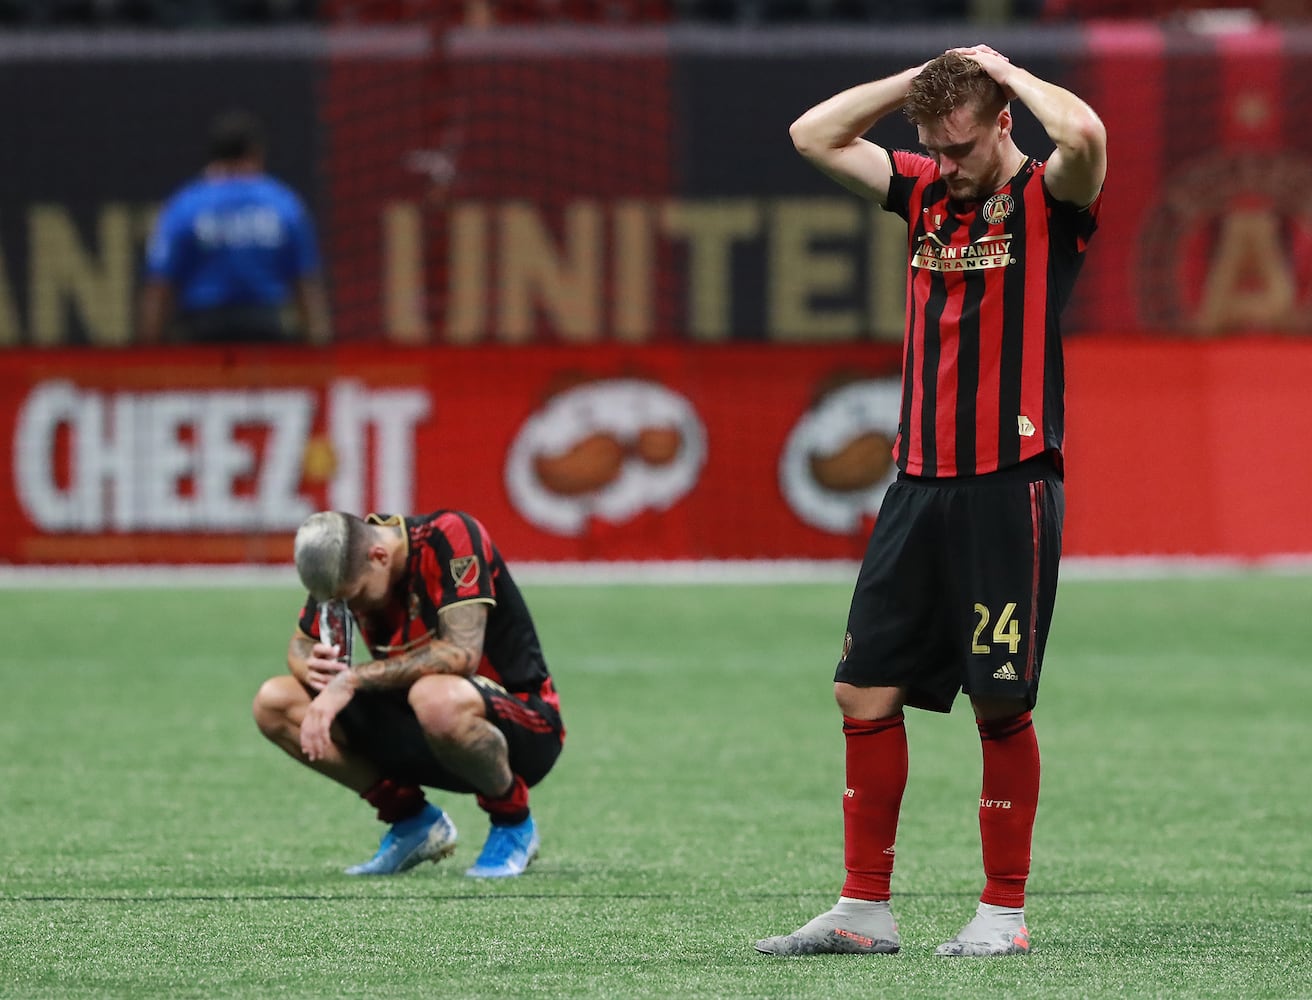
top-left (911, 232), bottom-right (1015, 273)
top-left (450, 555), bottom-right (480, 589)
top-left (780, 376), bottom-right (901, 534)
top-left (982, 193), bottom-right (1015, 224)
top-left (505, 378), bottom-right (707, 536)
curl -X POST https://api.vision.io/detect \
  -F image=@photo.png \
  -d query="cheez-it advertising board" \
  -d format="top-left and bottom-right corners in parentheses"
top-left (1, 340), bottom-right (1309, 564)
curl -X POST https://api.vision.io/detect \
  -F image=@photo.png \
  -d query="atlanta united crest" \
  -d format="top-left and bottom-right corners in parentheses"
top-left (982, 193), bottom-right (1015, 224)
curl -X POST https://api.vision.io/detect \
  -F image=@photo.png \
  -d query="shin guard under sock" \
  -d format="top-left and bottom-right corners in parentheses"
top-left (977, 711), bottom-right (1040, 909)
top-left (840, 714), bottom-right (908, 901)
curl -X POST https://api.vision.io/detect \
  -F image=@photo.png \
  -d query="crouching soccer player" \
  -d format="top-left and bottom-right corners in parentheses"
top-left (253, 510), bottom-right (565, 878)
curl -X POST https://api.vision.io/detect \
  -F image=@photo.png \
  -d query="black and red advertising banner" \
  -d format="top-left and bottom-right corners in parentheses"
top-left (4, 24), bottom-right (1312, 346)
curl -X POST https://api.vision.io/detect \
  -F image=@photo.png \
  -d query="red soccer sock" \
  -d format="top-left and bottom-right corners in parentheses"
top-left (361, 778), bottom-right (427, 824)
top-left (977, 711), bottom-right (1040, 909)
top-left (839, 714), bottom-right (908, 902)
top-left (477, 774), bottom-right (531, 827)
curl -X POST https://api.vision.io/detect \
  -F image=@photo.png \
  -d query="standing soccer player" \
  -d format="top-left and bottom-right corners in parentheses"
top-left (754, 46), bottom-right (1106, 957)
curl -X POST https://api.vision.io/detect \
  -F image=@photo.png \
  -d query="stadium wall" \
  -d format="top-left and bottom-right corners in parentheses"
top-left (2, 24), bottom-right (1311, 563)
top-left (3, 337), bottom-right (1310, 563)
top-left (3, 23), bottom-right (1312, 345)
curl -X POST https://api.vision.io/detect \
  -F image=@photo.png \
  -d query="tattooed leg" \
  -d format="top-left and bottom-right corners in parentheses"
top-left (407, 673), bottom-right (513, 797)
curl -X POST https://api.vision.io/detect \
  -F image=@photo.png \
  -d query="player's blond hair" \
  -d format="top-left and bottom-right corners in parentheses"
top-left (293, 511), bottom-right (371, 600)
top-left (904, 51), bottom-right (1007, 126)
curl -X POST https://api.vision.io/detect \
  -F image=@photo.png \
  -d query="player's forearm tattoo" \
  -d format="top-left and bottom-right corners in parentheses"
top-left (439, 603), bottom-right (488, 658)
top-left (290, 634), bottom-right (313, 663)
top-left (349, 603), bottom-right (488, 691)
top-left (288, 634), bottom-right (314, 681)
top-left (350, 643), bottom-right (469, 689)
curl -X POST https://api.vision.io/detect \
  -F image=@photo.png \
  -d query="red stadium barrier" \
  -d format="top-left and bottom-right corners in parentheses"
top-left (1063, 336), bottom-right (1312, 559)
top-left (1, 338), bottom-right (1309, 564)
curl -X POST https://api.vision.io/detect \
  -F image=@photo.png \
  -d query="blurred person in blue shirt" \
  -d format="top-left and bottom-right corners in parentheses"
top-left (139, 109), bottom-right (331, 345)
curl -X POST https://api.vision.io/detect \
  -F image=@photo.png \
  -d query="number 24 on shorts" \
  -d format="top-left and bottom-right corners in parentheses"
top-left (972, 601), bottom-right (1021, 655)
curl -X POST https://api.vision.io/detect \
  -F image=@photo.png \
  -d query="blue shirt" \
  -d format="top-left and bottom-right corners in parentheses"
top-left (145, 174), bottom-right (321, 313)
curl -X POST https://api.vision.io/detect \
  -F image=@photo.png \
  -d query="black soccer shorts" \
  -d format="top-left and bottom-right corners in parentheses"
top-left (334, 675), bottom-right (565, 792)
top-left (835, 453), bottom-right (1064, 713)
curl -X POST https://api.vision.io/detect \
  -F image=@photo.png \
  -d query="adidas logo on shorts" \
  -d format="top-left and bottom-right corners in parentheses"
top-left (992, 662), bottom-right (1018, 681)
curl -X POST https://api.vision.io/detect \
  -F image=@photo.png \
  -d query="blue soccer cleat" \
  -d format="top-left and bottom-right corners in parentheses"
top-left (345, 803), bottom-right (458, 876)
top-left (464, 816), bottom-right (540, 878)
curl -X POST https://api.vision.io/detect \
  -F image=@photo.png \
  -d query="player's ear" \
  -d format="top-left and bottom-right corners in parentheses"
top-left (997, 106), bottom-right (1012, 138)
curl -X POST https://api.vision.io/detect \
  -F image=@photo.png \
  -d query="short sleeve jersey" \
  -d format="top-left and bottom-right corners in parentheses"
top-left (145, 174), bottom-right (321, 313)
top-left (297, 511), bottom-right (554, 700)
top-left (883, 151), bottom-right (1101, 478)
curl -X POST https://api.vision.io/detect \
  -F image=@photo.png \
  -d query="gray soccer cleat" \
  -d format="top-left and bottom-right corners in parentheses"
top-left (934, 905), bottom-right (1030, 957)
top-left (754, 900), bottom-right (900, 956)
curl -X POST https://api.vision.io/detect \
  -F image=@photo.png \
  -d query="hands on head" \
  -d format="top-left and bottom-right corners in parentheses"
top-left (949, 44), bottom-right (1017, 101)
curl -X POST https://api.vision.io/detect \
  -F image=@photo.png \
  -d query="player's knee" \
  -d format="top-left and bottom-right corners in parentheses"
top-left (408, 674), bottom-right (479, 743)
top-left (252, 676), bottom-right (302, 737)
top-left (834, 681), bottom-right (903, 720)
top-left (971, 695), bottom-right (1029, 723)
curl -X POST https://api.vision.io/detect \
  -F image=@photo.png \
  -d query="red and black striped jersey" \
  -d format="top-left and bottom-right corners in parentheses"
top-left (884, 150), bottom-right (1101, 477)
top-left (298, 510), bottom-right (557, 706)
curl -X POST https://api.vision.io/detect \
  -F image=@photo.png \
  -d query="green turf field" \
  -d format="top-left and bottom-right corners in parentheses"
top-left (2, 571), bottom-right (1309, 999)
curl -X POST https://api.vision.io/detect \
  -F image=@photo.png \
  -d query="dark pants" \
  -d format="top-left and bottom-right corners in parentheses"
top-left (836, 454), bottom-right (1064, 713)
top-left (335, 676), bottom-right (565, 792)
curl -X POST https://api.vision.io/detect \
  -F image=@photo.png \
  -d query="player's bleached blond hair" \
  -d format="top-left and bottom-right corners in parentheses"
top-left (904, 51), bottom-right (1007, 126)
top-left (293, 511), bottom-right (371, 601)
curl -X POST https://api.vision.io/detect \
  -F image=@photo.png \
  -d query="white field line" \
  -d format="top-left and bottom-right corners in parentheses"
top-left (0, 555), bottom-right (1309, 589)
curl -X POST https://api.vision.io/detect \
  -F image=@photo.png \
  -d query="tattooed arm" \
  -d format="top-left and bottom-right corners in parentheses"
top-left (344, 601), bottom-right (489, 692)
top-left (298, 603), bottom-right (490, 762)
